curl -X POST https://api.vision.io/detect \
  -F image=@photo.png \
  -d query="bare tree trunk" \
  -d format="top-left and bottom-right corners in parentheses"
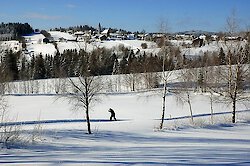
top-left (158, 19), bottom-right (169, 130)
top-left (228, 52), bottom-right (236, 124)
top-left (209, 92), bottom-right (214, 124)
top-left (85, 101), bottom-right (91, 134)
top-left (85, 78), bottom-right (91, 134)
top-left (132, 76), bottom-right (135, 91)
top-left (231, 64), bottom-right (240, 124)
top-left (160, 79), bottom-right (167, 129)
top-left (232, 99), bottom-right (236, 123)
top-left (187, 93), bottom-right (194, 123)
top-left (231, 84), bottom-right (237, 124)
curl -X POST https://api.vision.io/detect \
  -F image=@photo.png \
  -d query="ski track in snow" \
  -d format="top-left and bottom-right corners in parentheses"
top-left (1, 109), bottom-right (250, 127)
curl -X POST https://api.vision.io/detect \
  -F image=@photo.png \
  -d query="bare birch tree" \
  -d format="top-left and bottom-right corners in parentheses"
top-left (209, 10), bottom-right (250, 123)
top-left (158, 19), bottom-right (173, 129)
top-left (224, 10), bottom-right (249, 123)
top-left (214, 51), bottom-right (249, 123)
top-left (143, 72), bottom-right (159, 89)
top-left (0, 62), bottom-right (22, 148)
top-left (0, 63), bottom-right (7, 113)
top-left (124, 73), bottom-right (141, 91)
top-left (66, 74), bottom-right (104, 134)
top-left (61, 40), bottom-right (105, 134)
top-left (173, 69), bottom-right (196, 124)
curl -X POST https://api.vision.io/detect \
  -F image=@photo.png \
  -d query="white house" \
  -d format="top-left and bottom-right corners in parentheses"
top-left (199, 35), bottom-right (206, 40)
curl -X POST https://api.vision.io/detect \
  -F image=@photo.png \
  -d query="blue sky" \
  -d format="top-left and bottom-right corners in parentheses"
top-left (1, 0), bottom-right (250, 32)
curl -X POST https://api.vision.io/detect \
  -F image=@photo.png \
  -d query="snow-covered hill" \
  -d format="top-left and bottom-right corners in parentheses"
top-left (49, 31), bottom-right (76, 41)
top-left (1, 90), bottom-right (250, 165)
top-left (2, 30), bottom-right (245, 60)
top-left (26, 43), bottom-right (57, 56)
top-left (20, 31), bottom-right (159, 56)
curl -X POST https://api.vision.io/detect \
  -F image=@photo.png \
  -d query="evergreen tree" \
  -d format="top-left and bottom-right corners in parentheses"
top-left (88, 49), bottom-right (100, 75)
top-left (78, 50), bottom-right (88, 76)
top-left (52, 52), bottom-right (62, 78)
top-left (29, 55), bottom-right (35, 79)
top-left (128, 50), bottom-right (137, 73)
top-left (244, 44), bottom-right (250, 64)
top-left (119, 56), bottom-right (129, 74)
top-left (3, 50), bottom-right (19, 81)
top-left (218, 47), bottom-right (226, 65)
top-left (20, 56), bottom-right (29, 80)
top-left (44, 55), bottom-right (53, 79)
top-left (197, 69), bottom-right (205, 92)
top-left (60, 50), bottom-right (71, 77)
top-left (34, 54), bottom-right (46, 79)
top-left (112, 55), bottom-right (119, 75)
top-left (99, 49), bottom-right (116, 75)
top-left (71, 50), bottom-right (80, 76)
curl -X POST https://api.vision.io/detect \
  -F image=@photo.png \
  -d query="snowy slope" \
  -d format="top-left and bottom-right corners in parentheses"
top-left (24, 33), bottom-right (45, 44)
top-left (1, 92), bottom-right (250, 165)
top-left (5, 71), bottom-right (180, 94)
top-left (182, 42), bottom-right (220, 56)
top-left (180, 40), bottom-right (247, 57)
top-left (49, 31), bottom-right (76, 41)
top-left (21, 32), bottom-right (159, 56)
top-left (23, 33), bottom-right (57, 56)
top-left (57, 41), bottom-right (96, 53)
top-left (26, 43), bottom-right (57, 56)
top-left (96, 40), bottom-right (158, 53)
top-left (0, 40), bottom-right (22, 52)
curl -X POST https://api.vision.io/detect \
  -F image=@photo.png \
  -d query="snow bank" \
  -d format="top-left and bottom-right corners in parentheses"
top-left (5, 70), bottom-right (181, 95)
top-left (49, 31), bottom-right (76, 41)
top-left (24, 33), bottom-right (45, 44)
top-left (26, 43), bottom-right (57, 56)
top-left (57, 41), bottom-right (95, 53)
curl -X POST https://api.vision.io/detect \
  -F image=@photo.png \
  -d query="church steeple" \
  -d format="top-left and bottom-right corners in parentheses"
top-left (98, 23), bottom-right (102, 34)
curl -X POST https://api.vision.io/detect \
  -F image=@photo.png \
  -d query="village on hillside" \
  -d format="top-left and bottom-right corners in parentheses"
top-left (1, 22), bottom-right (246, 57)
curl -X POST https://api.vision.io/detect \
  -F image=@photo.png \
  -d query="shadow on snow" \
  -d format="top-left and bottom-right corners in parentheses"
top-left (162, 109), bottom-right (250, 121)
top-left (0, 119), bottom-right (129, 127)
top-left (1, 129), bottom-right (250, 165)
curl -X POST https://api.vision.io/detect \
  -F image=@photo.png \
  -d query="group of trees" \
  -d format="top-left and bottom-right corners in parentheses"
top-left (1, 39), bottom-right (249, 90)
top-left (157, 10), bottom-right (250, 129)
top-left (158, 41), bottom-right (250, 128)
top-left (50, 25), bottom-right (96, 34)
top-left (0, 45), bottom-right (181, 82)
top-left (0, 50), bottom-right (20, 81)
top-left (0, 22), bottom-right (34, 40)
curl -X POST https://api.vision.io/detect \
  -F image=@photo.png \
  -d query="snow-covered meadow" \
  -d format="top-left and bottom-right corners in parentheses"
top-left (1, 88), bottom-right (250, 165)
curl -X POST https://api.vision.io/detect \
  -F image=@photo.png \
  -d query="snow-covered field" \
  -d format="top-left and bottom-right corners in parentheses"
top-left (1, 90), bottom-right (250, 165)
top-left (0, 40), bottom-right (22, 53)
